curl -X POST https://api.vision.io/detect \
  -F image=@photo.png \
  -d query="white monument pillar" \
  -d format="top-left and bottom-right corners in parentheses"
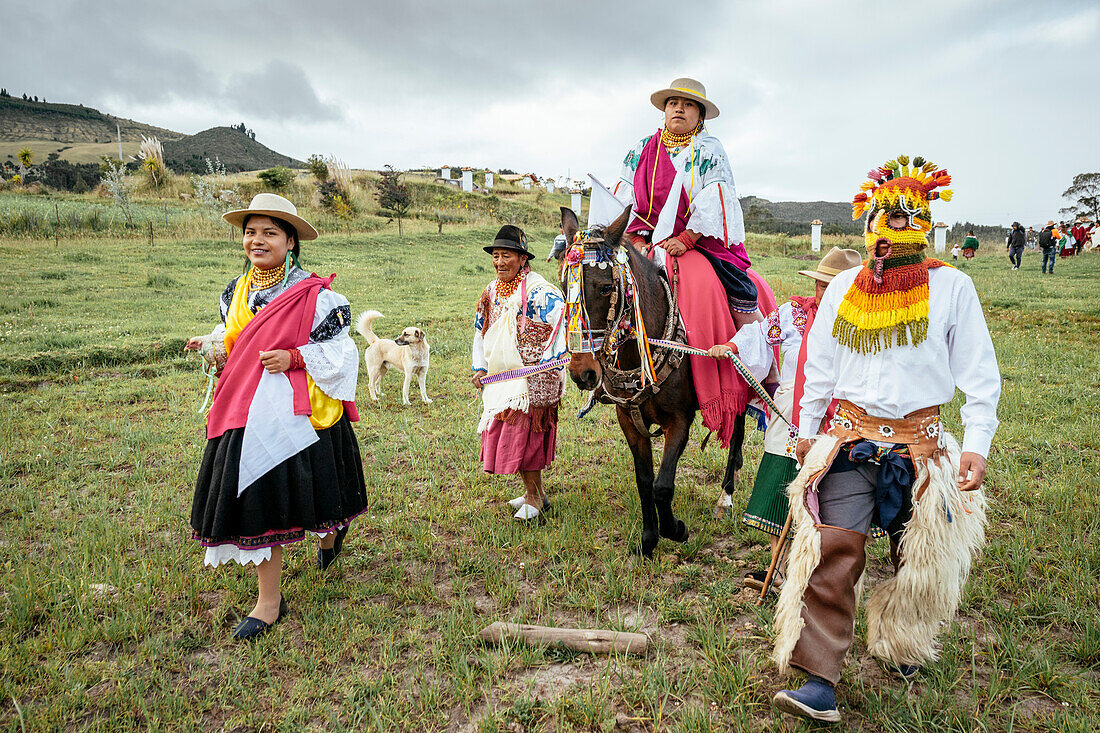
top-left (440, 165), bottom-right (450, 180)
top-left (522, 179), bottom-right (530, 190)
top-left (484, 171), bottom-right (493, 188)
top-left (545, 180), bottom-right (555, 194)
top-left (461, 168), bottom-right (473, 193)
top-left (571, 190), bottom-right (582, 213)
top-left (933, 221), bottom-right (948, 253)
top-left (810, 219), bottom-right (823, 253)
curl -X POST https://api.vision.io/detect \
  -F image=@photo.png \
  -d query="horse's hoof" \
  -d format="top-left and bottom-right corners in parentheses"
top-left (660, 520), bottom-right (689, 543)
top-left (639, 532), bottom-right (659, 558)
top-left (713, 492), bottom-right (734, 519)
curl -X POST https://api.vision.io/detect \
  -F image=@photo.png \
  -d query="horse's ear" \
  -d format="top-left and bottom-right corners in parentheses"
top-left (604, 205), bottom-right (632, 247)
top-left (560, 207), bottom-right (580, 245)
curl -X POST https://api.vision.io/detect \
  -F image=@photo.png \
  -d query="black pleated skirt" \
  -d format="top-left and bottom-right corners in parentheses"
top-left (698, 248), bottom-right (759, 312)
top-left (191, 414), bottom-right (368, 550)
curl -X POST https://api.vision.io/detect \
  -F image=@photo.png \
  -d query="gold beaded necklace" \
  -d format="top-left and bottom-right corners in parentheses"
top-left (661, 122), bottom-right (702, 149)
top-left (495, 272), bottom-right (524, 301)
top-left (249, 263), bottom-right (286, 291)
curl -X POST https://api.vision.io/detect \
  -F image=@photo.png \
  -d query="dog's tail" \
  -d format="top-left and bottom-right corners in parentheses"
top-left (356, 310), bottom-right (383, 345)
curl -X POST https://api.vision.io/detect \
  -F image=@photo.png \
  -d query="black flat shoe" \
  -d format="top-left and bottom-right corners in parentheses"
top-left (318, 525), bottom-right (349, 571)
top-left (232, 597), bottom-right (289, 641)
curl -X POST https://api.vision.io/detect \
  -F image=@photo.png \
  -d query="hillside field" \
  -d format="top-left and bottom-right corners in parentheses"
top-left (0, 200), bottom-right (1098, 731)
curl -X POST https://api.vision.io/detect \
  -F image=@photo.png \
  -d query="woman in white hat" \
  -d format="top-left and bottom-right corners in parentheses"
top-left (185, 193), bottom-right (367, 640)
top-left (708, 247), bottom-right (862, 591)
top-left (610, 77), bottom-right (773, 451)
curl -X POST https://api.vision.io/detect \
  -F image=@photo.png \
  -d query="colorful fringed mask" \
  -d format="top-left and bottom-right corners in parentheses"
top-left (835, 155), bottom-right (953, 353)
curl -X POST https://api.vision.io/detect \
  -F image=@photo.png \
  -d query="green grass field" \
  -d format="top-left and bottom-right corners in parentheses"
top-left (1, 219), bottom-right (1097, 731)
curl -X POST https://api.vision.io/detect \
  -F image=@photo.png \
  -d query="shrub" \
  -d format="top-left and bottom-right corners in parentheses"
top-left (257, 166), bottom-right (294, 191)
top-left (307, 154), bottom-right (328, 182)
top-left (375, 165), bottom-right (411, 235)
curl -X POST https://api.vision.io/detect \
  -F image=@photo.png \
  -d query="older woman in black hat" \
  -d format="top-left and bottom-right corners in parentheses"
top-left (471, 225), bottom-right (567, 520)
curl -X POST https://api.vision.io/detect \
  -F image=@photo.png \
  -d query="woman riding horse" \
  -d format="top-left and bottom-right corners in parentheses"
top-left (612, 77), bottom-right (772, 448)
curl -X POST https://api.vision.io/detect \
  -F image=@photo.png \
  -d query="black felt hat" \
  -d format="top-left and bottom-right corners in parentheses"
top-left (483, 225), bottom-right (533, 258)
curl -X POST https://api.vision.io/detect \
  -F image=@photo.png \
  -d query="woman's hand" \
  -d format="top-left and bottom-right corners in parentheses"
top-left (707, 343), bottom-right (736, 359)
top-left (796, 439), bottom-right (812, 465)
top-left (259, 349), bottom-right (293, 374)
top-left (657, 237), bottom-right (688, 257)
top-left (471, 369), bottom-right (487, 389)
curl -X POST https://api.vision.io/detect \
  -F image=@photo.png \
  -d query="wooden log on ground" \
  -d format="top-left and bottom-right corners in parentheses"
top-left (477, 622), bottom-right (649, 656)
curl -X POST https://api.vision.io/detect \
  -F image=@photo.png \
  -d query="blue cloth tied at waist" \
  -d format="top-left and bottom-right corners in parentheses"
top-left (833, 440), bottom-right (914, 531)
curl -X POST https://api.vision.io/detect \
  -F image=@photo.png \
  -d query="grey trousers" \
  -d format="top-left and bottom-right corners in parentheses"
top-left (817, 461), bottom-right (912, 546)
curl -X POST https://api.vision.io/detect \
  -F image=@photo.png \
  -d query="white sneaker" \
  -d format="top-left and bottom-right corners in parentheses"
top-left (513, 504), bottom-right (541, 521)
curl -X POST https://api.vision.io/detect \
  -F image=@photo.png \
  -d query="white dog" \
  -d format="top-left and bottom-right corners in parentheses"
top-left (356, 310), bottom-right (432, 405)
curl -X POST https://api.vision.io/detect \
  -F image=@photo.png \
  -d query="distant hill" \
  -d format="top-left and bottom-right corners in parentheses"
top-left (161, 126), bottom-right (305, 174)
top-left (0, 95), bottom-right (182, 144)
top-left (0, 95), bottom-right (303, 174)
top-left (740, 195), bottom-right (854, 225)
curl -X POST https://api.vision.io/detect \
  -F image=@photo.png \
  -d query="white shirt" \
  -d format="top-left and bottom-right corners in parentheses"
top-left (732, 300), bottom-right (808, 386)
top-left (797, 265), bottom-right (1001, 457)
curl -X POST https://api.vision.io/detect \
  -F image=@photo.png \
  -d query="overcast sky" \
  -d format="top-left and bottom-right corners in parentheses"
top-left (4, 0), bottom-right (1097, 225)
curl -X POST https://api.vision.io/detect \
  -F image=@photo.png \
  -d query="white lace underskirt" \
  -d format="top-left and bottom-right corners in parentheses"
top-left (203, 530), bottom-right (334, 568)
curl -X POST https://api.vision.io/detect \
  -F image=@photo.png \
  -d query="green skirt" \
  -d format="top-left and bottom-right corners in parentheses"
top-left (742, 451), bottom-right (798, 537)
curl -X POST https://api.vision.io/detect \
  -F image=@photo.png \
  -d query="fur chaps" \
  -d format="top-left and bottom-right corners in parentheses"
top-left (773, 432), bottom-right (987, 673)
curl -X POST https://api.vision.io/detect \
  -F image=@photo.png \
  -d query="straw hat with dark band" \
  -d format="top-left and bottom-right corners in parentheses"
top-left (650, 77), bottom-right (720, 120)
top-left (797, 246), bottom-right (863, 284)
top-left (223, 193), bottom-right (318, 241)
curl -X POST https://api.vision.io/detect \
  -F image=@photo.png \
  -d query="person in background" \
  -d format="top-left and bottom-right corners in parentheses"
top-left (709, 247), bottom-right (862, 596)
top-left (1026, 225), bottom-right (1037, 250)
top-left (547, 225), bottom-right (568, 262)
top-left (1006, 222), bottom-right (1026, 270)
top-left (1038, 220), bottom-right (1057, 274)
top-left (962, 230), bottom-right (979, 259)
top-left (951, 242), bottom-right (961, 261)
top-left (1071, 220), bottom-right (1088, 255)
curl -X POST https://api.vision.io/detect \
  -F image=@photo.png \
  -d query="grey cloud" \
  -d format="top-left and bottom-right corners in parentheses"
top-left (223, 61), bottom-right (342, 123)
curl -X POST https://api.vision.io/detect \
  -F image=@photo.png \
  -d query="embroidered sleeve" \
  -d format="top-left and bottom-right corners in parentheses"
top-left (220, 277), bottom-right (239, 323)
top-left (765, 309), bottom-right (784, 345)
top-left (310, 304), bottom-right (352, 342)
top-left (685, 138), bottom-right (746, 247)
top-left (529, 286), bottom-right (567, 362)
top-left (298, 289), bottom-right (358, 402)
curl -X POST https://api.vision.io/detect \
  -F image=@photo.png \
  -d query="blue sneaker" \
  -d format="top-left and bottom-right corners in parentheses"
top-left (773, 675), bottom-right (840, 723)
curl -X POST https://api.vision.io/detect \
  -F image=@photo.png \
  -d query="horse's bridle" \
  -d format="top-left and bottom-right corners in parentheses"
top-left (563, 236), bottom-right (686, 433)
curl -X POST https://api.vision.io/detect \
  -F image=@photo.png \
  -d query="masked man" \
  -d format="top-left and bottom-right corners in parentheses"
top-left (770, 156), bottom-right (1001, 723)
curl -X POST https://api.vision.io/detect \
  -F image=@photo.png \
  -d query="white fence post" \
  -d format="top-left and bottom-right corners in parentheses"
top-left (811, 219), bottom-right (822, 253)
top-left (571, 190), bottom-right (581, 213)
top-left (440, 165), bottom-right (450, 180)
top-left (484, 171), bottom-right (493, 188)
top-left (933, 221), bottom-right (947, 253)
top-left (461, 168), bottom-right (473, 193)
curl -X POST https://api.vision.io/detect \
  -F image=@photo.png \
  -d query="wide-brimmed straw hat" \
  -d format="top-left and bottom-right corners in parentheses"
top-left (797, 246), bottom-right (863, 284)
top-left (483, 225), bottom-right (533, 258)
top-left (223, 193), bottom-right (318, 241)
top-left (650, 77), bottom-right (720, 120)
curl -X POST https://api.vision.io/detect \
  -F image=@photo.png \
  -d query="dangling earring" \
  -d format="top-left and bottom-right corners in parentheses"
top-left (281, 250), bottom-right (292, 288)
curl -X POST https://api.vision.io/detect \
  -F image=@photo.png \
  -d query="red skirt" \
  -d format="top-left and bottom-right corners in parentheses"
top-left (479, 409), bottom-right (558, 474)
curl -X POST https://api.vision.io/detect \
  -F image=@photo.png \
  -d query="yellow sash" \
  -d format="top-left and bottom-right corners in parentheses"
top-left (224, 269), bottom-right (344, 429)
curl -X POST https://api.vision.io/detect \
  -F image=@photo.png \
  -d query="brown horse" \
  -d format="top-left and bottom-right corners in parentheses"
top-left (560, 207), bottom-right (752, 557)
